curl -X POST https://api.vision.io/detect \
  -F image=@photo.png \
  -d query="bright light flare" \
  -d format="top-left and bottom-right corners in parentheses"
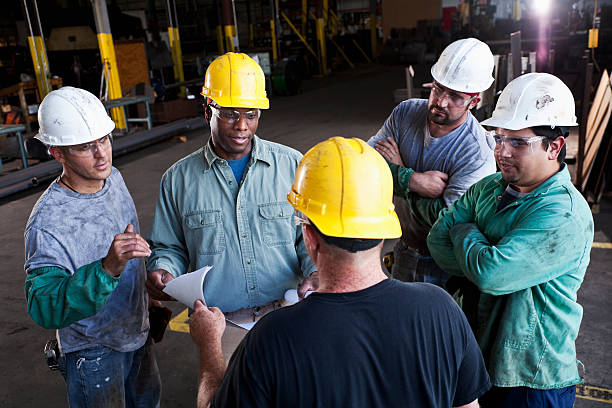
top-left (534, 0), bottom-right (552, 15)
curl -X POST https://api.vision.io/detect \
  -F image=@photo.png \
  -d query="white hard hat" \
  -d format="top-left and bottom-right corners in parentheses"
top-left (35, 86), bottom-right (115, 146)
top-left (431, 38), bottom-right (495, 93)
top-left (481, 73), bottom-right (578, 130)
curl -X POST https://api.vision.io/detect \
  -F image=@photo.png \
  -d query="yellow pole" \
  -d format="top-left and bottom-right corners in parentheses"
top-left (370, 12), bottom-right (376, 60)
top-left (168, 27), bottom-right (185, 95)
top-left (27, 36), bottom-right (51, 99)
top-left (282, 12), bottom-right (317, 59)
top-left (270, 19), bottom-right (278, 61)
top-left (92, 0), bottom-right (125, 130)
top-left (224, 24), bottom-right (235, 52)
top-left (216, 25), bottom-right (225, 54)
top-left (301, 0), bottom-right (308, 37)
top-left (97, 33), bottom-right (126, 129)
top-left (249, 23), bottom-right (254, 48)
top-left (316, 17), bottom-right (327, 75)
top-left (22, 0), bottom-right (51, 100)
top-left (352, 38), bottom-right (372, 63)
top-left (167, 0), bottom-right (185, 96)
top-left (328, 35), bottom-right (354, 68)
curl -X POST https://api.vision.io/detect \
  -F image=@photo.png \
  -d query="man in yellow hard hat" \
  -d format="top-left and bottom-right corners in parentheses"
top-left (146, 53), bottom-right (317, 322)
top-left (188, 137), bottom-right (490, 407)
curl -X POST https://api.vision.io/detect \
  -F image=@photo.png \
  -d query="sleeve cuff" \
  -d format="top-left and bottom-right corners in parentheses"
top-left (389, 162), bottom-right (414, 196)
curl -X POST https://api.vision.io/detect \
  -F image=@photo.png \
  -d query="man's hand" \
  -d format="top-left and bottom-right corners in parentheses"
top-left (409, 171), bottom-right (449, 198)
top-left (101, 224), bottom-right (151, 277)
top-left (298, 271), bottom-right (319, 299)
top-left (190, 300), bottom-right (226, 349)
top-left (190, 300), bottom-right (227, 408)
top-left (146, 269), bottom-right (176, 301)
top-left (374, 137), bottom-right (404, 166)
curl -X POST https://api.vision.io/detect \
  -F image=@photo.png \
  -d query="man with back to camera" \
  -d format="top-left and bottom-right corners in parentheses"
top-left (146, 52), bottom-right (317, 324)
top-left (24, 87), bottom-right (160, 407)
top-left (188, 137), bottom-right (491, 407)
top-left (368, 38), bottom-right (497, 287)
top-left (427, 73), bottom-right (593, 407)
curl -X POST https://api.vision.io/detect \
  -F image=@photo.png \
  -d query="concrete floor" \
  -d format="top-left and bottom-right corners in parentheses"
top-left (1, 65), bottom-right (610, 407)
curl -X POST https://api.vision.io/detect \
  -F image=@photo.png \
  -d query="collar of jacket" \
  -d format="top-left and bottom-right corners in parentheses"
top-left (201, 134), bottom-right (272, 171)
top-left (495, 162), bottom-right (571, 200)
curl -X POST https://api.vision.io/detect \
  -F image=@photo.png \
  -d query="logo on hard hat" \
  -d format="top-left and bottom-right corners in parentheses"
top-left (536, 95), bottom-right (554, 110)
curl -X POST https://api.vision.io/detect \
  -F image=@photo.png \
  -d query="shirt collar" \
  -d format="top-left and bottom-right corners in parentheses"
top-left (201, 134), bottom-right (272, 171)
top-left (495, 163), bottom-right (571, 197)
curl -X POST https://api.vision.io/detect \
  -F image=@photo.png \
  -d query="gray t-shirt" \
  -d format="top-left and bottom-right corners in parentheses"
top-left (368, 99), bottom-right (496, 250)
top-left (24, 167), bottom-right (148, 353)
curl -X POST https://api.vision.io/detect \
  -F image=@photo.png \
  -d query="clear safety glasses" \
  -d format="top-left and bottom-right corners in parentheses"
top-left (67, 135), bottom-right (112, 157)
top-left (209, 104), bottom-right (261, 124)
top-left (430, 82), bottom-right (476, 108)
top-left (491, 133), bottom-right (546, 154)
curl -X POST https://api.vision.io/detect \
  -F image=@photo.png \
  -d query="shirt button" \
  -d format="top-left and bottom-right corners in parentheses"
top-left (229, 180), bottom-right (233, 185)
top-left (250, 285), bottom-right (256, 290)
top-left (247, 259), bottom-right (251, 264)
top-left (200, 220), bottom-right (204, 225)
top-left (242, 234), bottom-right (247, 238)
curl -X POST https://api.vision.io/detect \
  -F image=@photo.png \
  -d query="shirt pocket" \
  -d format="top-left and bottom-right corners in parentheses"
top-left (184, 210), bottom-right (226, 255)
top-left (501, 291), bottom-right (538, 350)
top-left (258, 202), bottom-right (295, 247)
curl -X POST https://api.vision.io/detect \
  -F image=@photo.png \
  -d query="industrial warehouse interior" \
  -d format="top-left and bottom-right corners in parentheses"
top-left (1, 0), bottom-right (611, 407)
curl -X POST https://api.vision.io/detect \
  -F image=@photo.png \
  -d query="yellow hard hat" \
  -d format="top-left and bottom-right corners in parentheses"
top-left (287, 137), bottom-right (401, 239)
top-left (201, 52), bottom-right (269, 109)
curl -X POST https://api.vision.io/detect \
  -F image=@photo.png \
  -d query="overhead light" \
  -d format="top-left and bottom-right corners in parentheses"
top-left (534, 0), bottom-right (552, 15)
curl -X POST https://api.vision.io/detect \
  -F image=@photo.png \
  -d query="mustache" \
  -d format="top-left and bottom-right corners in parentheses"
top-left (430, 105), bottom-right (448, 114)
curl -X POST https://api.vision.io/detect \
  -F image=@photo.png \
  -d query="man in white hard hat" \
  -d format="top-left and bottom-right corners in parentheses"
top-left (188, 137), bottom-right (490, 408)
top-left (24, 87), bottom-right (161, 407)
top-left (368, 38), bottom-right (496, 287)
top-left (427, 73), bottom-right (593, 407)
top-left (146, 53), bottom-right (316, 322)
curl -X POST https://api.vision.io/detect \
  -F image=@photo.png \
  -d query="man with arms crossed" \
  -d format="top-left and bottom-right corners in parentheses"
top-left (428, 73), bottom-right (593, 407)
top-left (369, 38), bottom-right (496, 286)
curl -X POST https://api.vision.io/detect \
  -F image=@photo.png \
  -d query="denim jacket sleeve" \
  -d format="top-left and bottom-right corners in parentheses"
top-left (25, 260), bottom-right (119, 329)
top-left (147, 171), bottom-right (190, 277)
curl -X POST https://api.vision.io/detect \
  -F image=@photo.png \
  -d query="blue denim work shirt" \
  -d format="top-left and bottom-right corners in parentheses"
top-left (147, 135), bottom-right (316, 312)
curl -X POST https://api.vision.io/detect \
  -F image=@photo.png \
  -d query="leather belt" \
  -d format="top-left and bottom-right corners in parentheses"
top-left (224, 300), bottom-right (285, 324)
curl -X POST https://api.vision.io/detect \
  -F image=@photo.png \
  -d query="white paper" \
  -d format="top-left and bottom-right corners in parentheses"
top-left (226, 320), bottom-right (257, 331)
top-left (163, 265), bottom-right (213, 309)
top-left (283, 289), bottom-right (314, 305)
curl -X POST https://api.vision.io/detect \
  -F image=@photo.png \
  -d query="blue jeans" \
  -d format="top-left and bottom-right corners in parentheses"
top-left (391, 241), bottom-right (449, 288)
top-left (58, 339), bottom-right (161, 408)
top-left (480, 385), bottom-right (576, 408)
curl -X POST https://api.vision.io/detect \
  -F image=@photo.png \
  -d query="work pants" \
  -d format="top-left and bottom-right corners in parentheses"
top-left (58, 338), bottom-right (161, 408)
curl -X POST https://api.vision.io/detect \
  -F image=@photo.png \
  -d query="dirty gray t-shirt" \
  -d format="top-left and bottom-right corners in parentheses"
top-left (24, 167), bottom-right (148, 353)
top-left (368, 99), bottom-right (496, 250)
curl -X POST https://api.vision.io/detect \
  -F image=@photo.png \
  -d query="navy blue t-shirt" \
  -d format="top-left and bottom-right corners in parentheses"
top-left (212, 278), bottom-right (490, 407)
top-left (227, 152), bottom-right (251, 184)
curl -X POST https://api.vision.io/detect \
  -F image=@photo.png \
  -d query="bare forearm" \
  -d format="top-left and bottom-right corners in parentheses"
top-left (197, 345), bottom-right (226, 408)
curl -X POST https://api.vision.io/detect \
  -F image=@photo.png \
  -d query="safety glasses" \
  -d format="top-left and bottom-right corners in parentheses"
top-left (430, 82), bottom-right (476, 108)
top-left (209, 104), bottom-right (260, 123)
top-left (66, 135), bottom-right (112, 157)
top-left (492, 133), bottom-right (546, 154)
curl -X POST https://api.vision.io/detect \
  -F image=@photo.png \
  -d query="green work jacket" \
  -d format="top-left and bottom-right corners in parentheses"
top-left (427, 165), bottom-right (593, 389)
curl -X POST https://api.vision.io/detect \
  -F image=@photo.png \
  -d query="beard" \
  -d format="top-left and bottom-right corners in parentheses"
top-left (427, 105), bottom-right (465, 126)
